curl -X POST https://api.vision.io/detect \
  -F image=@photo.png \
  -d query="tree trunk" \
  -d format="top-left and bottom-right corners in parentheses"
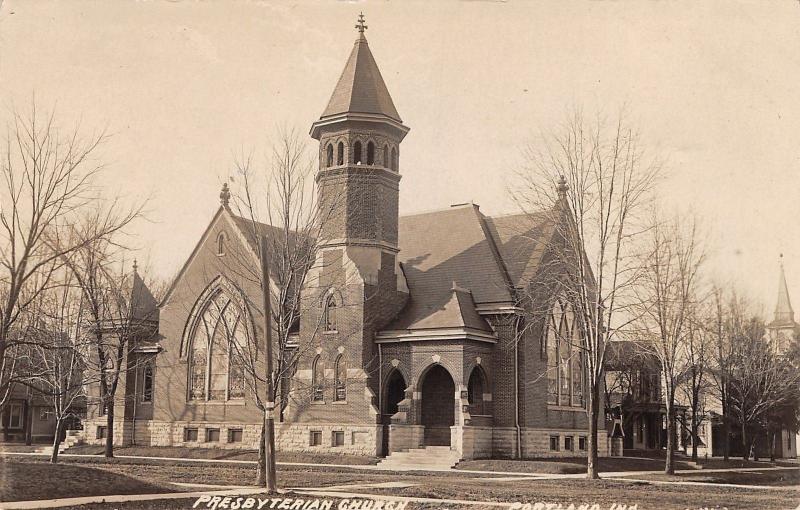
top-left (769, 430), bottom-right (776, 462)
top-left (723, 417), bottom-right (730, 461)
top-left (50, 419), bottom-right (63, 464)
top-left (256, 418), bottom-right (266, 487)
top-left (665, 406), bottom-right (675, 474)
top-left (690, 412), bottom-right (699, 463)
top-left (105, 403), bottom-right (114, 458)
top-left (587, 381), bottom-right (600, 480)
top-left (741, 421), bottom-right (749, 461)
top-left (24, 399), bottom-right (32, 446)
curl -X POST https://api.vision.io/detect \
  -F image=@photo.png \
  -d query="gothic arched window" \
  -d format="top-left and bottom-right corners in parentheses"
top-left (141, 362), bottom-right (154, 403)
top-left (326, 143), bottom-right (334, 167)
top-left (390, 147), bottom-right (398, 171)
top-left (382, 145), bottom-right (389, 168)
top-left (353, 141), bottom-right (362, 164)
top-left (217, 232), bottom-right (226, 256)
top-left (334, 354), bottom-right (346, 402)
top-left (337, 142), bottom-right (344, 166)
top-left (324, 294), bottom-right (337, 332)
top-left (311, 355), bottom-right (324, 401)
top-left (544, 300), bottom-right (584, 408)
top-left (187, 290), bottom-right (249, 401)
top-left (366, 142), bottom-right (375, 165)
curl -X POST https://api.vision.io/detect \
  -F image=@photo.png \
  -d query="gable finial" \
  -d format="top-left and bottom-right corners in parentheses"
top-left (556, 175), bottom-right (569, 199)
top-left (220, 182), bottom-right (231, 208)
top-left (355, 12), bottom-right (368, 34)
top-left (132, 259), bottom-right (138, 274)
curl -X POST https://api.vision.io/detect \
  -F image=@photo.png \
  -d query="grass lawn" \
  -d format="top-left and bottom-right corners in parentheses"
top-left (1, 455), bottom-right (798, 510)
top-left (64, 444), bottom-right (379, 465)
top-left (457, 455), bottom-right (795, 474)
top-left (625, 468), bottom-right (800, 487)
top-left (0, 458), bottom-right (180, 502)
top-left (0, 444), bottom-right (45, 453)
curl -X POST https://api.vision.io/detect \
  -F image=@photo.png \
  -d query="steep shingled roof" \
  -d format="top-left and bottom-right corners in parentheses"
top-left (320, 33), bottom-right (401, 122)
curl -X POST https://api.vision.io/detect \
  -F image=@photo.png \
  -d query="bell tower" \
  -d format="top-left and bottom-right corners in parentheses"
top-left (294, 15), bottom-right (409, 425)
top-left (310, 13), bottom-right (409, 256)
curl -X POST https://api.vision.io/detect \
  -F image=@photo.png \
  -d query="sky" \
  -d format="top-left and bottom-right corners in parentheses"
top-left (0, 1), bottom-right (798, 315)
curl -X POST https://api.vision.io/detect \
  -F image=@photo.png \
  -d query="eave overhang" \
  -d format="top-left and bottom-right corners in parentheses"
top-left (375, 327), bottom-right (497, 344)
top-left (310, 112), bottom-right (410, 141)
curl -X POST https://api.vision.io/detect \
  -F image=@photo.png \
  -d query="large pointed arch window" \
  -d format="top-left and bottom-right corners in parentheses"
top-left (311, 355), bottom-right (324, 402)
top-left (545, 300), bottom-right (584, 408)
top-left (187, 290), bottom-right (249, 401)
top-left (334, 354), bottom-right (346, 402)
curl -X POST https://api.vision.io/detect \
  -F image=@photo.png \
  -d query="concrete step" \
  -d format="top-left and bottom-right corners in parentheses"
top-left (377, 446), bottom-right (461, 471)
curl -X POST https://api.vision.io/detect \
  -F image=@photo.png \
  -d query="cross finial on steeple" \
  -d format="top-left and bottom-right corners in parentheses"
top-left (355, 12), bottom-right (367, 34)
top-left (220, 182), bottom-right (231, 208)
top-left (132, 259), bottom-right (138, 274)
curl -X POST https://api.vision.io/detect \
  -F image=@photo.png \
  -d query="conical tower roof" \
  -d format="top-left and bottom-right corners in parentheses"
top-left (773, 258), bottom-right (795, 327)
top-left (129, 262), bottom-right (159, 323)
top-left (320, 32), bottom-right (401, 122)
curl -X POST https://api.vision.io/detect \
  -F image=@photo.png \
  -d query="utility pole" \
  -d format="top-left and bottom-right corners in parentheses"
top-left (259, 235), bottom-right (277, 493)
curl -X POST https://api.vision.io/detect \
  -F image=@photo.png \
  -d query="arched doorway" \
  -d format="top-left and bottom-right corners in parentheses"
top-left (467, 366), bottom-right (487, 415)
top-left (420, 365), bottom-right (455, 446)
top-left (381, 370), bottom-right (406, 456)
top-left (383, 370), bottom-right (406, 416)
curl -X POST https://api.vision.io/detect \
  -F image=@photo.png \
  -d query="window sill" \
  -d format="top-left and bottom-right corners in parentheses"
top-left (187, 400), bottom-right (246, 406)
top-left (323, 331), bottom-right (338, 335)
top-left (547, 405), bottom-right (587, 412)
top-left (311, 400), bottom-right (326, 405)
top-left (331, 400), bottom-right (347, 405)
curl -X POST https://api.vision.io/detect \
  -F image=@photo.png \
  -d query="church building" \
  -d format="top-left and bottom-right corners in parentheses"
top-left (80, 18), bottom-right (602, 462)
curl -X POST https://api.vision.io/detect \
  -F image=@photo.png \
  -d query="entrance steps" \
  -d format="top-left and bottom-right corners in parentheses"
top-left (376, 446), bottom-right (461, 471)
top-left (35, 430), bottom-right (83, 456)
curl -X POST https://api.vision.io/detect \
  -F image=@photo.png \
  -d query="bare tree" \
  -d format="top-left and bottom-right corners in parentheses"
top-left (514, 107), bottom-right (660, 478)
top-left (633, 213), bottom-right (704, 474)
top-left (680, 303), bottom-right (712, 463)
top-left (728, 314), bottom-right (799, 460)
top-left (21, 268), bottom-right (90, 463)
top-left (66, 211), bottom-right (153, 458)
top-left (225, 129), bottom-right (350, 489)
top-left (708, 284), bottom-right (738, 460)
top-left (0, 104), bottom-right (131, 409)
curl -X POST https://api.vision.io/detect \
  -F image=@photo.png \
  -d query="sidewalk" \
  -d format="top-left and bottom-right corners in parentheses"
top-left (3, 450), bottom-right (799, 479)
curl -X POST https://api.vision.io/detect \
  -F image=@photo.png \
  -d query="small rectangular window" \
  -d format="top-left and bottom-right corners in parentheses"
top-left (564, 436), bottom-right (574, 452)
top-left (206, 428), bottom-right (220, 442)
top-left (184, 428), bottom-right (199, 442)
top-left (579, 436), bottom-right (587, 451)
top-left (96, 426), bottom-right (107, 439)
top-left (310, 430), bottom-right (322, 446)
top-left (228, 429), bottom-right (243, 443)
top-left (549, 435), bottom-right (559, 451)
top-left (39, 408), bottom-right (50, 421)
top-left (8, 404), bottom-right (23, 429)
top-left (332, 431), bottom-right (345, 447)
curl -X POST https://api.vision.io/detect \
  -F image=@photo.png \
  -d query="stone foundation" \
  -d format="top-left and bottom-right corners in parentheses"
top-left (387, 424), bottom-right (424, 452)
top-left (489, 427), bottom-right (609, 459)
top-left (83, 419), bottom-right (382, 455)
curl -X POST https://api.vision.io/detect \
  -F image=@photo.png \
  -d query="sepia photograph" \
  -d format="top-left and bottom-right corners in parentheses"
top-left (0, 1), bottom-right (798, 509)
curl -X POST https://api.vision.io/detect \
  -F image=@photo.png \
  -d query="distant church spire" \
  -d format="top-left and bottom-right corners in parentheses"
top-left (774, 254), bottom-right (795, 326)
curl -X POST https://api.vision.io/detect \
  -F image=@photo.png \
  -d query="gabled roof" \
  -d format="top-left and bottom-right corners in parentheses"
top-left (483, 211), bottom-right (555, 289)
top-left (389, 282), bottom-right (492, 332)
top-left (320, 33), bottom-right (401, 122)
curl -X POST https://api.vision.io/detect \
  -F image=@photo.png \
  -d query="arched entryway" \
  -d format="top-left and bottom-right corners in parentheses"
top-left (467, 366), bottom-right (487, 415)
top-left (383, 370), bottom-right (406, 416)
top-left (420, 365), bottom-right (455, 446)
top-left (381, 369), bottom-right (407, 456)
